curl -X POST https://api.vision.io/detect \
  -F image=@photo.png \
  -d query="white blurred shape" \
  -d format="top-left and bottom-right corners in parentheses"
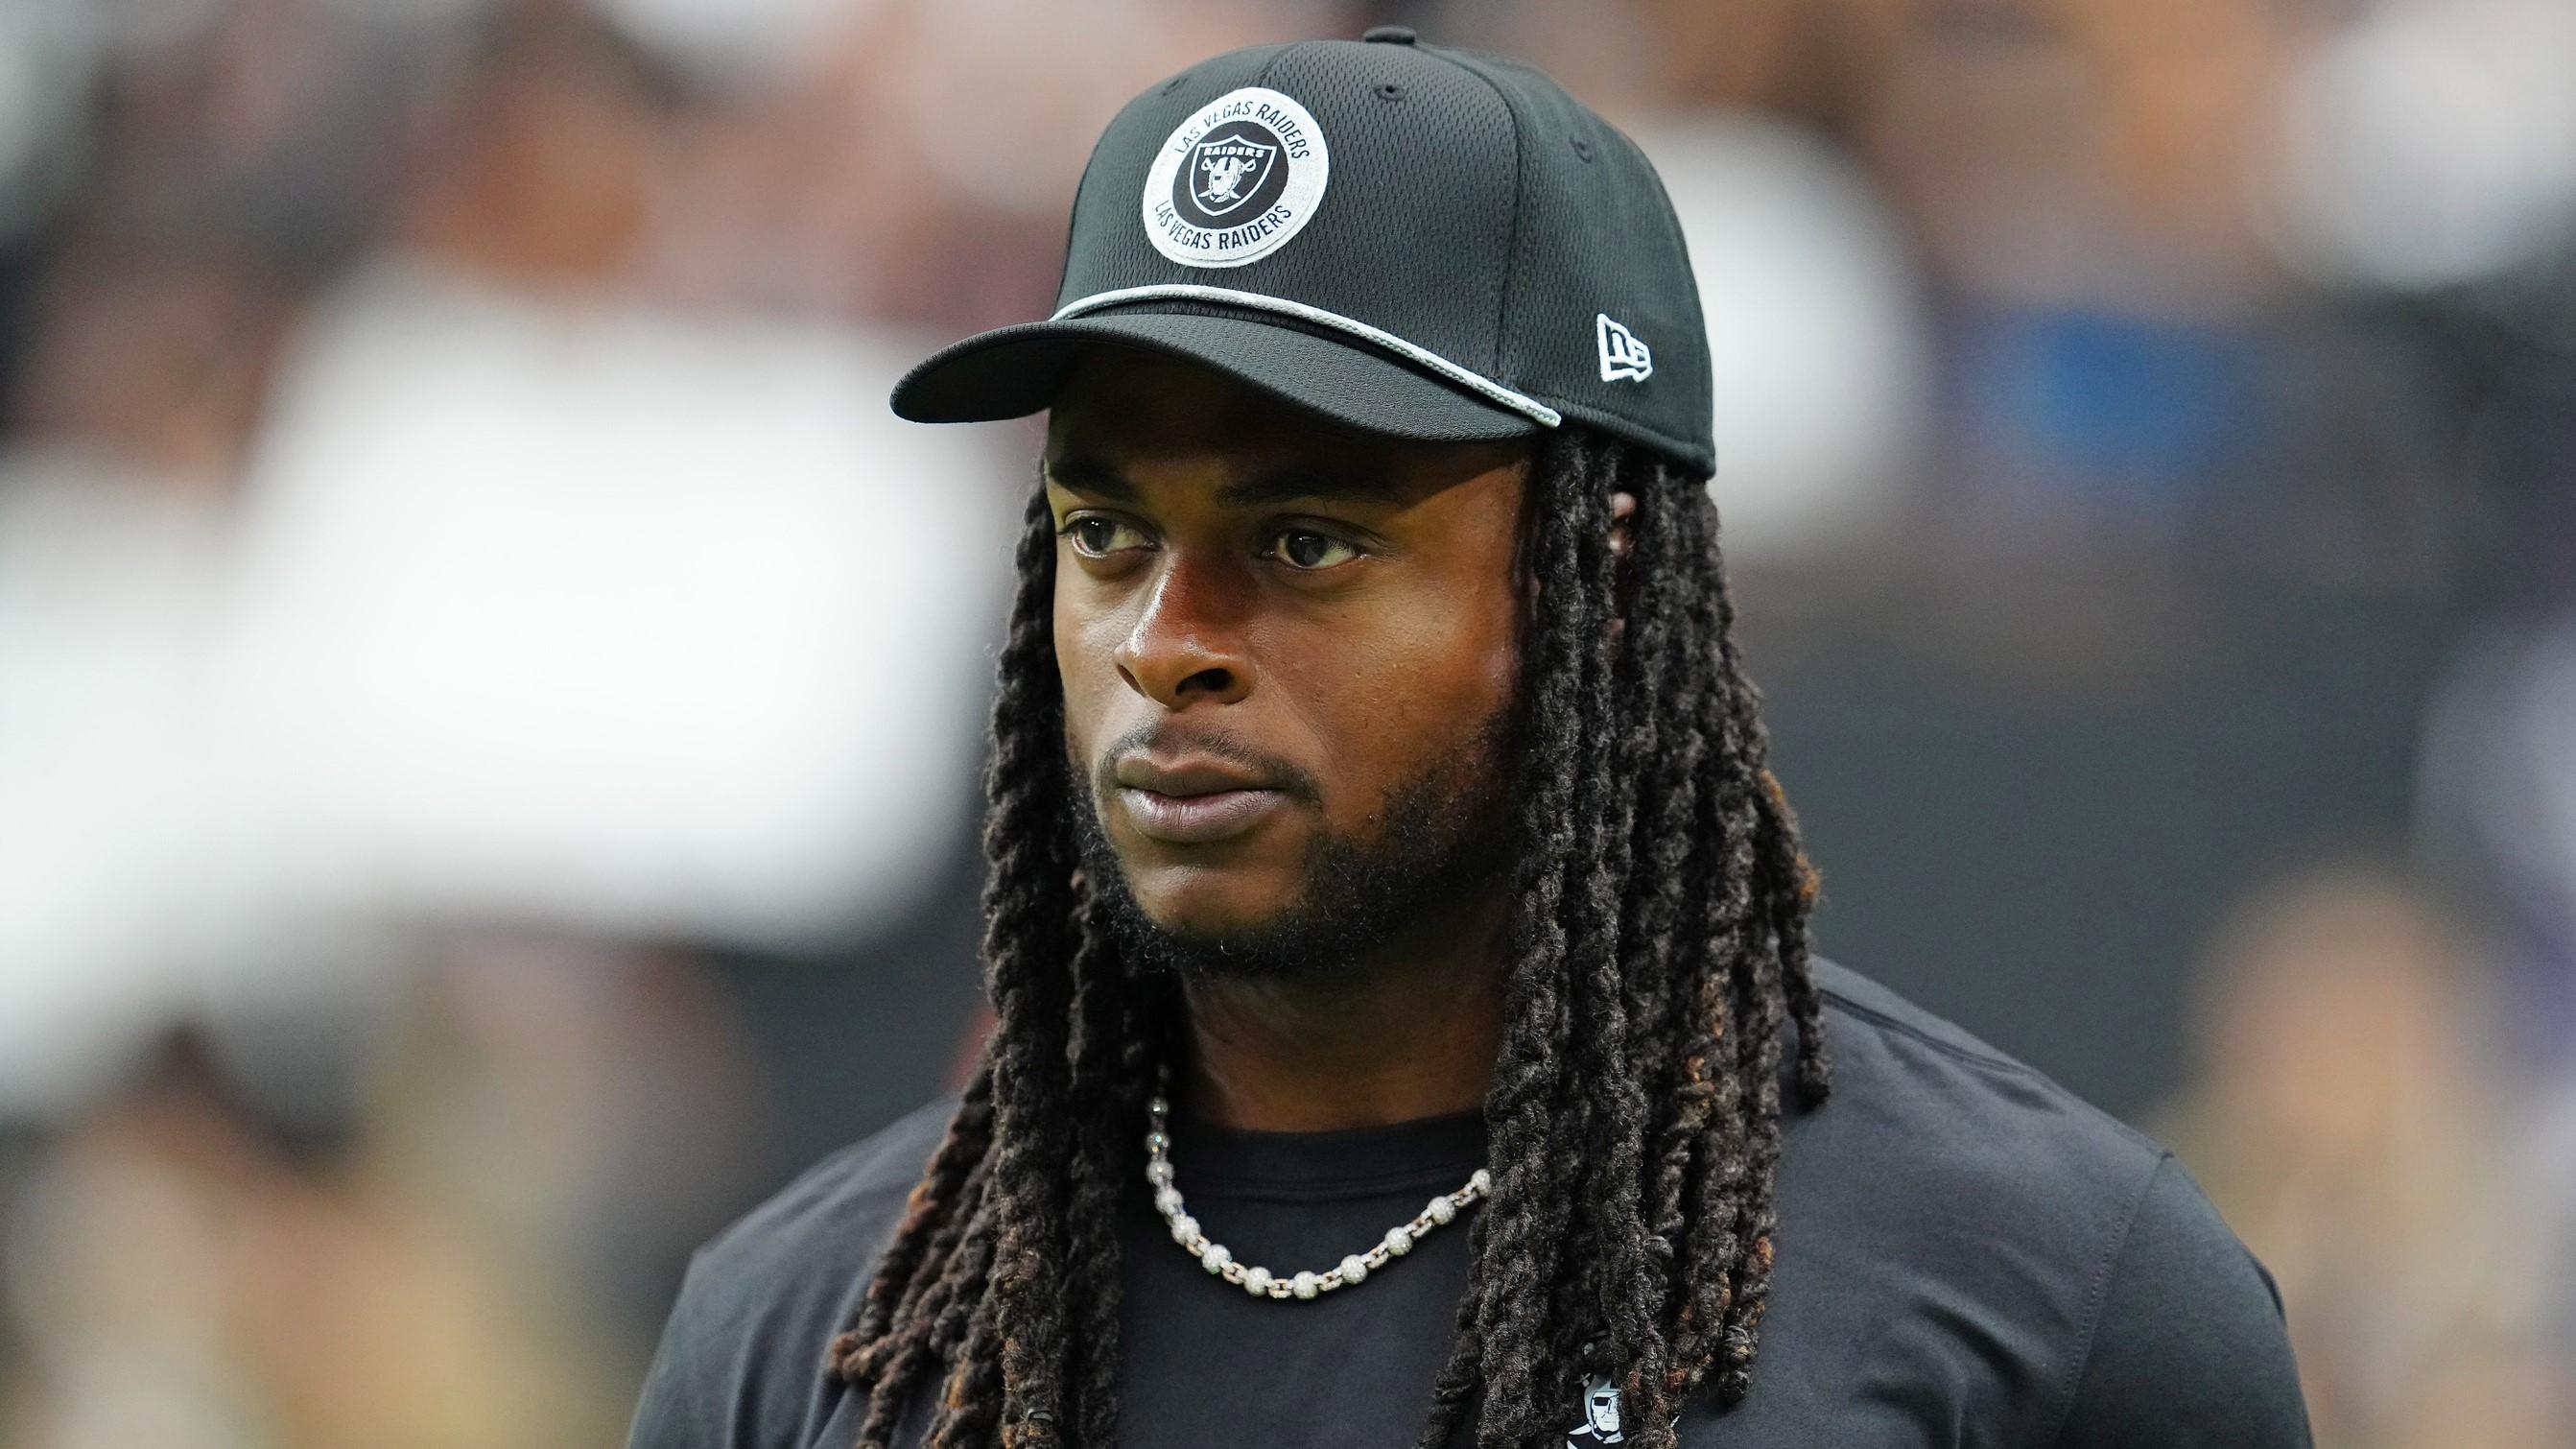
top-left (0, 264), bottom-right (1011, 1114)
top-left (0, 457), bottom-right (235, 1112)
top-left (219, 260), bottom-right (1010, 948)
top-left (2268, 0), bottom-right (2576, 291)
top-left (1641, 116), bottom-right (1929, 566)
top-left (593, 0), bottom-right (878, 86)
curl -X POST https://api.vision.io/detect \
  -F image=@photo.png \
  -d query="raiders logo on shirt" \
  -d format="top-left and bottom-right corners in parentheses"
top-left (1567, 1374), bottom-right (1625, 1445)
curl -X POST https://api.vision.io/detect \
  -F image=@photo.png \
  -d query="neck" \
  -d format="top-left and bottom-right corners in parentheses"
top-left (1176, 885), bottom-right (1509, 1132)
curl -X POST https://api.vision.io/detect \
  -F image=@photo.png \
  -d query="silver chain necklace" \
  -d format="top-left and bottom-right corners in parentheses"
top-left (1143, 1066), bottom-right (1490, 1301)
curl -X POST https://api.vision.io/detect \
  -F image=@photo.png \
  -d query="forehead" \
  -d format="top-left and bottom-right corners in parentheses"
top-left (1043, 348), bottom-right (1530, 502)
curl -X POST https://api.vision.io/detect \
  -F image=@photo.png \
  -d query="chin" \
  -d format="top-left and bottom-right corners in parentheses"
top-left (1123, 860), bottom-right (1306, 941)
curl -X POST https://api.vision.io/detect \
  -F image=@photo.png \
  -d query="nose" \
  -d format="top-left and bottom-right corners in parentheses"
top-left (1113, 553), bottom-right (1253, 709)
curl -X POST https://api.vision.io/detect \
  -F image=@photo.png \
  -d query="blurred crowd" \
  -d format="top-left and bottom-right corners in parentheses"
top-left (0, 0), bottom-right (2569, 1444)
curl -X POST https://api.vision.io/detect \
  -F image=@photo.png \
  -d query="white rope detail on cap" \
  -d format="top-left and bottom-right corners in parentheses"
top-left (1051, 284), bottom-right (1565, 429)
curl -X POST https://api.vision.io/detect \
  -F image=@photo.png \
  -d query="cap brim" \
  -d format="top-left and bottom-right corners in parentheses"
top-left (889, 308), bottom-right (1544, 445)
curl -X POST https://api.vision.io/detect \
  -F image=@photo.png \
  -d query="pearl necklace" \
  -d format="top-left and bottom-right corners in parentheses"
top-left (1143, 1068), bottom-right (1491, 1301)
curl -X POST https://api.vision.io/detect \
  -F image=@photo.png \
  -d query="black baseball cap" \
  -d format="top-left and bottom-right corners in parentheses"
top-left (889, 29), bottom-right (1714, 474)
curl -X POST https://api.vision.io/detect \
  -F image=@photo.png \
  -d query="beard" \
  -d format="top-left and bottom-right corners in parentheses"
top-left (1070, 707), bottom-right (1517, 984)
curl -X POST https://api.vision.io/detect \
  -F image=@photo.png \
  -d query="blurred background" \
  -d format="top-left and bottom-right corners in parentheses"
top-left (0, 0), bottom-right (2568, 1443)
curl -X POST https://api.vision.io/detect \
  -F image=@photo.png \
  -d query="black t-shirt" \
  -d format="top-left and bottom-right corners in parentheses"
top-left (626, 957), bottom-right (2312, 1447)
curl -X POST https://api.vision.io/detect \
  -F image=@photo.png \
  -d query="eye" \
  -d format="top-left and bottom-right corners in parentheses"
top-left (1267, 528), bottom-right (1361, 571)
top-left (1060, 514), bottom-right (1151, 557)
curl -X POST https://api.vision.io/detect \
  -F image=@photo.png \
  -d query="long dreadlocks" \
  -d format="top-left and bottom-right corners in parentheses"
top-left (824, 422), bottom-right (1831, 1449)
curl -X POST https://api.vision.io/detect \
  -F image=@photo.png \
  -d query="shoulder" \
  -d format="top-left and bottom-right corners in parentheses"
top-left (625, 1095), bottom-right (961, 1449)
top-left (1764, 958), bottom-right (2305, 1444)
top-left (2051, 1152), bottom-right (2311, 1445)
top-left (693, 1091), bottom-right (961, 1295)
top-left (1800, 954), bottom-right (2169, 1204)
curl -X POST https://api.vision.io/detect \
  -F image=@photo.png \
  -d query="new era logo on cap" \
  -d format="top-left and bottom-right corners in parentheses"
top-left (1596, 314), bottom-right (1652, 383)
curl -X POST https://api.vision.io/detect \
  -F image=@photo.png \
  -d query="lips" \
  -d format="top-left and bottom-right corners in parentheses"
top-left (1113, 754), bottom-right (1291, 845)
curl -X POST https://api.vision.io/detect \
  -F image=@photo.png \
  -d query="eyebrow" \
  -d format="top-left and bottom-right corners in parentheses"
top-left (1041, 454), bottom-right (1138, 501)
top-left (1042, 452), bottom-right (1406, 508)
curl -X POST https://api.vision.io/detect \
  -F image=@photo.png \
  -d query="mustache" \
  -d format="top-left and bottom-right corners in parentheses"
top-left (1089, 720), bottom-right (1325, 807)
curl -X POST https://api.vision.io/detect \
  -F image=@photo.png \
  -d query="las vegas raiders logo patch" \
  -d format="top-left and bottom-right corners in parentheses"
top-left (1142, 86), bottom-right (1331, 268)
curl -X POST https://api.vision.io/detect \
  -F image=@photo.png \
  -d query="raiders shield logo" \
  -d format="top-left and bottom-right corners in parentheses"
top-left (1188, 128), bottom-right (1279, 218)
top-left (1142, 86), bottom-right (1331, 268)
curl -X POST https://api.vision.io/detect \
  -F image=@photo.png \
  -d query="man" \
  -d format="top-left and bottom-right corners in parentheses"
top-left (627, 30), bottom-right (2312, 1449)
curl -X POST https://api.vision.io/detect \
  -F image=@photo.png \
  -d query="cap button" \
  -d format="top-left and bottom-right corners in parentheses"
top-left (1360, 25), bottom-right (1417, 44)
